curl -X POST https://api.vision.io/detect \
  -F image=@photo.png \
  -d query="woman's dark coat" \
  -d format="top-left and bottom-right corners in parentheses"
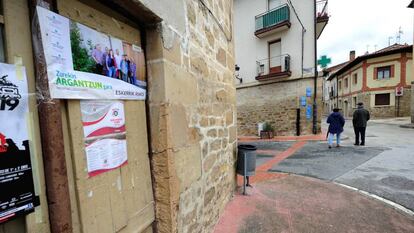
top-left (327, 112), bottom-right (345, 134)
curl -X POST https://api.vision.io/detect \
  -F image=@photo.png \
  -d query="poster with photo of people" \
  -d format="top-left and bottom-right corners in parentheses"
top-left (71, 22), bottom-right (146, 89)
top-left (37, 6), bottom-right (146, 100)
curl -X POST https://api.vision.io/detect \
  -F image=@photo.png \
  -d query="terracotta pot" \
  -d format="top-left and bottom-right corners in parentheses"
top-left (260, 131), bottom-right (274, 139)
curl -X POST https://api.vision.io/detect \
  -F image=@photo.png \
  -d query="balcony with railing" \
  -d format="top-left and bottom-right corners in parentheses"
top-left (255, 4), bottom-right (290, 38)
top-left (316, 0), bottom-right (329, 39)
top-left (256, 54), bottom-right (291, 81)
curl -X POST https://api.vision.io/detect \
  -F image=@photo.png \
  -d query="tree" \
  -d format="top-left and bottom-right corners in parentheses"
top-left (70, 22), bottom-right (95, 72)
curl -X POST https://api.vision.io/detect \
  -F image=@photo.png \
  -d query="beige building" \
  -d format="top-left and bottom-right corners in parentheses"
top-left (327, 44), bottom-right (413, 118)
top-left (0, 1), bottom-right (235, 233)
top-left (234, 0), bottom-right (329, 136)
top-left (322, 58), bottom-right (350, 114)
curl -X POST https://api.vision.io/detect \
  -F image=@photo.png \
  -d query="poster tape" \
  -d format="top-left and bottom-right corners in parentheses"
top-left (14, 56), bottom-right (24, 80)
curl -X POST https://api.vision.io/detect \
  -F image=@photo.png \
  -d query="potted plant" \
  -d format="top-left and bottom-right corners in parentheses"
top-left (260, 122), bottom-right (275, 139)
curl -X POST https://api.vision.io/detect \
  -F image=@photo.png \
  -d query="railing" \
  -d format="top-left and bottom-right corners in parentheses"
top-left (316, 0), bottom-right (328, 19)
top-left (255, 4), bottom-right (290, 31)
top-left (256, 54), bottom-right (290, 76)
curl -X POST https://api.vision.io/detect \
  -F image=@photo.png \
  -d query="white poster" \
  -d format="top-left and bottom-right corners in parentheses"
top-left (0, 64), bottom-right (29, 149)
top-left (81, 100), bottom-right (127, 177)
top-left (36, 6), bottom-right (146, 100)
top-left (84, 138), bottom-right (127, 177)
top-left (0, 63), bottom-right (38, 222)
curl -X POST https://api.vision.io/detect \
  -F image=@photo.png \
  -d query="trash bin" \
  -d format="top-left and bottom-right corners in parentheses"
top-left (236, 144), bottom-right (257, 176)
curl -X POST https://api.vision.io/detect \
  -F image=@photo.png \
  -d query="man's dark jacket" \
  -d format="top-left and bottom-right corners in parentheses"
top-left (353, 106), bottom-right (370, 127)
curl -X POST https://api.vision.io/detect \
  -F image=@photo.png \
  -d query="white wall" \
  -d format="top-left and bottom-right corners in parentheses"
top-left (323, 77), bottom-right (330, 101)
top-left (234, 0), bottom-right (316, 84)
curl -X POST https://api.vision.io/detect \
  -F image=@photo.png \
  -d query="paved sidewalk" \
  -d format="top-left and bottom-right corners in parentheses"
top-left (215, 132), bottom-right (414, 233)
top-left (214, 175), bottom-right (414, 233)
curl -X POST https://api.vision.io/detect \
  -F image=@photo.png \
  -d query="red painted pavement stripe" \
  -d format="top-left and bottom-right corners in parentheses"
top-left (257, 141), bottom-right (307, 171)
top-left (237, 141), bottom-right (307, 185)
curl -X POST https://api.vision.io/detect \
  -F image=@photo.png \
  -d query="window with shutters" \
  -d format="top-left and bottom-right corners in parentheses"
top-left (353, 73), bottom-right (357, 85)
top-left (375, 93), bottom-right (391, 106)
top-left (376, 66), bottom-right (392, 80)
top-left (352, 96), bottom-right (357, 108)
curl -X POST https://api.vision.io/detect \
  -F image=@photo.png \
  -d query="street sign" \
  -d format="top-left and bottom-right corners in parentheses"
top-left (301, 96), bottom-right (307, 106)
top-left (396, 86), bottom-right (404, 96)
top-left (306, 87), bottom-right (312, 97)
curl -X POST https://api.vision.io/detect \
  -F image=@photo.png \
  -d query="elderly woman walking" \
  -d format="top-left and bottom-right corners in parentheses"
top-left (327, 108), bottom-right (345, 149)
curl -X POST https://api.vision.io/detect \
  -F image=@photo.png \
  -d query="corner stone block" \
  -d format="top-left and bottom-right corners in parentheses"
top-left (170, 104), bottom-right (190, 148)
top-left (173, 144), bottom-right (202, 192)
top-left (229, 126), bottom-right (237, 143)
top-left (203, 186), bottom-right (216, 207)
top-left (216, 47), bottom-right (227, 67)
top-left (147, 61), bottom-right (166, 104)
top-left (164, 63), bottom-right (198, 105)
top-left (150, 103), bottom-right (170, 153)
top-left (190, 50), bottom-right (210, 76)
top-left (163, 35), bottom-right (182, 66)
top-left (225, 111), bottom-right (234, 126)
top-left (215, 89), bottom-right (227, 102)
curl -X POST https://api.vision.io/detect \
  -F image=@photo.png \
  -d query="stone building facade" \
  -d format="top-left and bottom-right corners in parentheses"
top-left (410, 1), bottom-right (414, 123)
top-left (327, 44), bottom-right (413, 118)
top-left (412, 81), bottom-right (414, 123)
top-left (234, 0), bottom-right (328, 137)
top-left (237, 78), bottom-right (322, 136)
top-left (147, 1), bottom-right (237, 232)
top-left (0, 0), bottom-right (236, 233)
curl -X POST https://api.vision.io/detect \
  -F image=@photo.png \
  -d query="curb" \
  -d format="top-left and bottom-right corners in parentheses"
top-left (334, 182), bottom-right (414, 217)
top-left (400, 124), bottom-right (414, 129)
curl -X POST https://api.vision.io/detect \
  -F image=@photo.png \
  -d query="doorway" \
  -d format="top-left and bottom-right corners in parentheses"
top-left (269, 40), bottom-right (281, 74)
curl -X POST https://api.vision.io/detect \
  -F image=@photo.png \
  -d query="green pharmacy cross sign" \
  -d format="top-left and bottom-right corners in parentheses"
top-left (318, 55), bottom-right (331, 69)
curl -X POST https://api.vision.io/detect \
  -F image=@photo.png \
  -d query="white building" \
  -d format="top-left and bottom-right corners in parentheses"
top-left (234, 0), bottom-right (329, 136)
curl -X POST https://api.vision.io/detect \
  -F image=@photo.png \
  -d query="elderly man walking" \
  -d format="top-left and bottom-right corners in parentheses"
top-left (352, 102), bottom-right (370, 146)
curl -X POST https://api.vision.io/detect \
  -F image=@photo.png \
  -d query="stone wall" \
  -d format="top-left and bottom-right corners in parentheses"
top-left (237, 78), bottom-right (322, 136)
top-left (146, 0), bottom-right (237, 233)
top-left (412, 82), bottom-right (414, 123)
top-left (340, 88), bottom-right (412, 119)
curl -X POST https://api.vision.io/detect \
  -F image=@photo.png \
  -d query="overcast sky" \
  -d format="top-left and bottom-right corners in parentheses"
top-left (318, 0), bottom-right (413, 67)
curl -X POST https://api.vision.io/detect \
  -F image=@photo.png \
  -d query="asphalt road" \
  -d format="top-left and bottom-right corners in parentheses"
top-left (271, 118), bottom-right (414, 211)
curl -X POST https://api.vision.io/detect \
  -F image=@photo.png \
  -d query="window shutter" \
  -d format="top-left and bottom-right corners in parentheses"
top-left (390, 65), bottom-right (395, 78)
top-left (374, 67), bottom-right (378, 80)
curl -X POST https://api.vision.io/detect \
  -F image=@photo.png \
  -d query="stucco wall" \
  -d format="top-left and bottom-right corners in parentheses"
top-left (234, 0), bottom-right (316, 84)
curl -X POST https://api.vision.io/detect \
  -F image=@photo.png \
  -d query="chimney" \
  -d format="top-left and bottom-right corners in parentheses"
top-left (349, 50), bottom-right (356, 61)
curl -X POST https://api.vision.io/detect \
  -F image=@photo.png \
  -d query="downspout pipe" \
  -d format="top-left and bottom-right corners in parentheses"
top-left (28, 1), bottom-right (73, 232)
top-left (312, 0), bottom-right (318, 134)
